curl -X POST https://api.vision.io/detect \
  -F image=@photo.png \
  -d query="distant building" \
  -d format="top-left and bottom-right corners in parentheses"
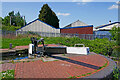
top-left (17, 19), bottom-right (93, 35)
top-left (65, 20), bottom-right (88, 27)
top-left (61, 20), bottom-right (93, 34)
top-left (94, 21), bottom-right (120, 35)
top-left (95, 21), bottom-right (119, 31)
top-left (17, 19), bottom-right (60, 33)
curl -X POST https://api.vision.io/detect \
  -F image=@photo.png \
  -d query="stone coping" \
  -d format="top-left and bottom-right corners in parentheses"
top-left (84, 53), bottom-right (117, 79)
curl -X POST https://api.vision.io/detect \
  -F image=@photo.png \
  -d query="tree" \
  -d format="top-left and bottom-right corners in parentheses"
top-left (3, 11), bottom-right (26, 27)
top-left (3, 16), bottom-right (10, 26)
top-left (0, 17), bottom-right (4, 24)
top-left (110, 26), bottom-right (120, 46)
top-left (15, 11), bottom-right (26, 26)
top-left (3, 11), bottom-right (15, 26)
top-left (110, 26), bottom-right (120, 58)
top-left (38, 4), bottom-right (59, 28)
top-left (1, 11), bottom-right (27, 31)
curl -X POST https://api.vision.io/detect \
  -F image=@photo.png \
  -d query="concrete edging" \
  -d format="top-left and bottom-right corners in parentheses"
top-left (84, 53), bottom-right (117, 79)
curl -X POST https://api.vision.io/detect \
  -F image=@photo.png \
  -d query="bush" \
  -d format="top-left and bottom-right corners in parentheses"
top-left (110, 26), bottom-right (120, 46)
top-left (2, 25), bottom-right (21, 31)
top-left (113, 67), bottom-right (120, 80)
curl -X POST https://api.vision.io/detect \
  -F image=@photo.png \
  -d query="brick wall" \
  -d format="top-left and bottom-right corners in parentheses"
top-left (60, 27), bottom-right (93, 34)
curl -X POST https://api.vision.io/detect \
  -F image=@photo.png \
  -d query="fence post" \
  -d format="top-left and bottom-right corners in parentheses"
top-left (84, 34), bottom-right (85, 39)
top-left (89, 34), bottom-right (90, 40)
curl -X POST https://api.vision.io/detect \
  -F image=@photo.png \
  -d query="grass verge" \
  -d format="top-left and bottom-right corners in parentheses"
top-left (1, 70), bottom-right (15, 80)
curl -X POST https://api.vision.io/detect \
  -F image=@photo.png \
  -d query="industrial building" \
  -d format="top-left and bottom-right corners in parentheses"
top-left (17, 19), bottom-right (93, 35)
top-left (17, 19), bottom-right (60, 33)
top-left (60, 20), bottom-right (93, 34)
top-left (94, 21), bottom-right (120, 35)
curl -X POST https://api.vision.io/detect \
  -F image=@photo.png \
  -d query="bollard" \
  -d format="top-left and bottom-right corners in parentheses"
top-left (9, 43), bottom-right (12, 49)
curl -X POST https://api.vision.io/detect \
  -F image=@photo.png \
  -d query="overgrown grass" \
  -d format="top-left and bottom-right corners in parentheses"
top-left (2, 37), bottom-right (31, 49)
top-left (1, 70), bottom-right (14, 80)
top-left (1, 36), bottom-right (116, 56)
top-left (113, 67), bottom-right (120, 80)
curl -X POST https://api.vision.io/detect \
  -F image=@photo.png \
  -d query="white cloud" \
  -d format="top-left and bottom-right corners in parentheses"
top-left (108, 1), bottom-right (120, 10)
top-left (72, 0), bottom-right (78, 2)
top-left (116, 1), bottom-right (120, 4)
top-left (108, 5), bottom-right (118, 9)
top-left (82, 0), bottom-right (93, 2)
top-left (72, 0), bottom-right (94, 2)
top-left (57, 12), bottom-right (70, 16)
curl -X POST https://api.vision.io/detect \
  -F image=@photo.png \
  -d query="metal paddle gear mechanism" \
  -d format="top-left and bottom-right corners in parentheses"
top-left (29, 37), bottom-right (46, 57)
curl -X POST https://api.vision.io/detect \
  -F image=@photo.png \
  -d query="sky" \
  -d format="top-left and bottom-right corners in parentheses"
top-left (1, 1), bottom-right (118, 28)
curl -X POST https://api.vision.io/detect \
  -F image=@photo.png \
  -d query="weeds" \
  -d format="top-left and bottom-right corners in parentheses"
top-left (1, 70), bottom-right (14, 79)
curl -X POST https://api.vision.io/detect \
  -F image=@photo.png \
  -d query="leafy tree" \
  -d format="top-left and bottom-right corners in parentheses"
top-left (15, 11), bottom-right (26, 26)
top-left (8, 11), bottom-right (16, 26)
top-left (1, 11), bottom-right (27, 31)
top-left (3, 11), bottom-right (26, 27)
top-left (0, 17), bottom-right (4, 24)
top-left (38, 4), bottom-right (59, 28)
top-left (3, 11), bottom-right (15, 26)
top-left (3, 16), bottom-right (10, 26)
top-left (110, 26), bottom-right (120, 46)
top-left (109, 25), bottom-right (120, 59)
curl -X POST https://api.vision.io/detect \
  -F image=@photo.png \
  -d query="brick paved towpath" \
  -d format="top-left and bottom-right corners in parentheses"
top-left (14, 54), bottom-right (108, 78)
top-left (1, 63), bottom-right (16, 72)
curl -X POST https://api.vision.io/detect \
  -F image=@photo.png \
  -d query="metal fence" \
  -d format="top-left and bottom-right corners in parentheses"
top-left (1, 30), bottom-right (111, 40)
top-left (1, 30), bottom-right (16, 38)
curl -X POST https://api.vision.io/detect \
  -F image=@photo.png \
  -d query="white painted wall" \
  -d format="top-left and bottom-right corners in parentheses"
top-left (67, 47), bottom-right (89, 55)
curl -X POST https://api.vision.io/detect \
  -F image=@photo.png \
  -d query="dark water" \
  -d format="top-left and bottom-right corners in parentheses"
top-left (13, 56), bottom-right (28, 60)
top-left (2, 53), bottom-right (28, 60)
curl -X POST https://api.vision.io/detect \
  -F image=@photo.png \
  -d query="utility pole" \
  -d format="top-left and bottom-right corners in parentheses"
top-left (21, 16), bottom-right (25, 26)
top-left (10, 16), bottom-right (14, 26)
top-left (23, 16), bottom-right (25, 26)
top-left (10, 15), bottom-right (25, 26)
top-left (10, 16), bottom-right (11, 25)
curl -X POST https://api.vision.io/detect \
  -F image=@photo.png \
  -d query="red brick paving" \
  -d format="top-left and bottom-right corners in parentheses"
top-left (15, 54), bottom-right (108, 78)
top-left (1, 63), bottom-right (16, 71)
top-left (15, 44), bottom-right (61, 49)
top-left (1, 44), bottom-right (109, 78)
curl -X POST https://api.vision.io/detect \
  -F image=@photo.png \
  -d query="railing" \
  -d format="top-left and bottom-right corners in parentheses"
top-left (1, 30), bottom-right (111, 40)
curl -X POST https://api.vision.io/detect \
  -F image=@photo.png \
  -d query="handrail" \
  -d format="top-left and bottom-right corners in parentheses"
top-left (74, 44), bottom-right (85, 47)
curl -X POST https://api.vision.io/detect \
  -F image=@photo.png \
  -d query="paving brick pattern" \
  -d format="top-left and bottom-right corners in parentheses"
top-left (1, 63), bottom-right (16, 71)
top-left (15, 54), bottom-right (107, 78)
